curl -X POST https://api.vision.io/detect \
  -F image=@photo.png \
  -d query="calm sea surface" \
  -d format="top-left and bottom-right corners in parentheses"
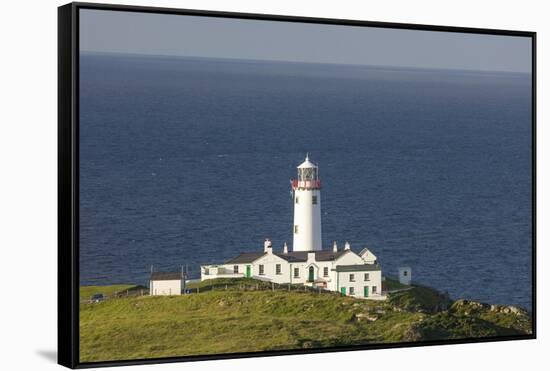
top-left (79, 53), bottom-right (532, 309)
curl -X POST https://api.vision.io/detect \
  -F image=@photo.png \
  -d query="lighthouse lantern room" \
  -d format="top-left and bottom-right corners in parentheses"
top-left (291, 154), bottom-right (322, 252)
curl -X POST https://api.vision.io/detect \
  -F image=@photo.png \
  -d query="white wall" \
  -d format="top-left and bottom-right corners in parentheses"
top-left (150, 279), bottom-right (182, 296)
top-left (334, 250), bottom-right (365, 265)
top-left (246, 253), bottom-right (290, 284)
top-left (293, 188), bottom-right (322, 251)
top-left (360, 249), bottom-right (377, 264)
top-left (398, 267), bottom-right (412, 285)
top-left (337, 270), bottom-right (382, 298)
top-left (2, 1), bottom-right (546, 371)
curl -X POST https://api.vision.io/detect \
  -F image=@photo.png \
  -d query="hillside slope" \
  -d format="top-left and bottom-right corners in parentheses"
top-left (79, 278), bottom-right (531, 362)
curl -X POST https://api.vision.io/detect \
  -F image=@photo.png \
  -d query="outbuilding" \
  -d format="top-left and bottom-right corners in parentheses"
top-left (150, 272), bottom-right (183, 296)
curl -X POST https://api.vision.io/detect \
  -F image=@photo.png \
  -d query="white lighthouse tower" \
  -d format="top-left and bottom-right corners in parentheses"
top-left (291, 154), bottom-right (322, 251)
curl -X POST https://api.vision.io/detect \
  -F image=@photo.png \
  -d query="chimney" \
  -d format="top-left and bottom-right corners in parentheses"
top-left (332, 241), bottom-right (338, 253)
top-left (283, 242), bottom-right (288, 254)
top-left (308, 251), bottom-right (315, 262)
top-left (264, 238), bottom-right (273, 253)
top-left (344, 241), bottom-right (351, 250)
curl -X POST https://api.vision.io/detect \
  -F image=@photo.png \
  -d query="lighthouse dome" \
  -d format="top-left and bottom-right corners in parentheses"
top-left (297, 154), bottom-right (317, 169)
top-left (295, 154), bottom-right (319, 183)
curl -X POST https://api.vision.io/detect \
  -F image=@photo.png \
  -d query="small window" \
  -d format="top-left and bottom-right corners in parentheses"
top-left (312, 195), bottom-right (318, 204)
top-left (349, 274), bottom-right (355, 282)
top-left (294, 267), bottom-right (299, 278)
top-left (259, 265), bottom-right (264, 275)
top-left (295, 196), bottom-right (299, 204)
top-left (403, 271), bottom-right (408, 276)
top-left (276, 264), bottom-right (281, 275)
top-left (372, 286), bottom-right (377, 294)
top-left (233, 265), bottom-right (239, 274)
top-left (323, 267), bottom-right (329, 277)
top-left (364, 273), bottom-right (370, 281)
top-left (349, 287), bottom-right (355, 295)
top-left (294, 225), bottom-right (299, 234)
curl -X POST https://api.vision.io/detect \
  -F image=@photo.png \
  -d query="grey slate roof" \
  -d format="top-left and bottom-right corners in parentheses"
top-left (358, 247), bottom-right (370, 256)
top-left (224, 252), bottom-right (266, 264)
top-left (333, 264), bottom-right (381, 272)
top-left (274, 251), bottom-right (308, 262)
top-left (150, 272), bottom-right (183, 281)
top-left (224, 249), bottom-right (354, 265)
top-left (315, 250), bottom-right (349, 261)
top-left (274, 249), bottom-right (349, 262)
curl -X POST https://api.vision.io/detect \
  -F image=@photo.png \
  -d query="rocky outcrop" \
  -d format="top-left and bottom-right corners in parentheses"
top-left (490, 304), bottom-right (528, 316)
top-left (451, 299), bottom-right (529, 317)
top-left (388, 285), bottom-right (453, 313)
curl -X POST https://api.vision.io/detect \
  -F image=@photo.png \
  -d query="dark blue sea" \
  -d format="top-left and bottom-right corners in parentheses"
top-left (79, 52), bottom-right (533, 310)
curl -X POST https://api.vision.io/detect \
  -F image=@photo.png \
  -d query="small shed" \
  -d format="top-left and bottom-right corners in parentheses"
top-left (398, 267), bottom-right (412, 285)
top-left (150, 272), bottom-right (183, 296)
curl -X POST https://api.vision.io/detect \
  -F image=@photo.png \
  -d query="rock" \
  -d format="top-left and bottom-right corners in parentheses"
top-left (402, 324), bottom-right (422, 342)
top-left (355, 313), bottom-right (378, 322)
top-left (509, 306), bottom-right (524, 315)
top-left (451, 299), bottom-right (490, 315)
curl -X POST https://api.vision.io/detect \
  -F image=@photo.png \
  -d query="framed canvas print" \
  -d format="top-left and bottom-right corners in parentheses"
top-left (58, 2), bottom-right (536, 368)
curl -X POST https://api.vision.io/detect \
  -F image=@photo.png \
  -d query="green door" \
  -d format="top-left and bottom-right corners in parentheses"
top-left (340, 287), bottom-right (346, 296)
top-left (308, 266), bottom-right (314, 282)
top-left (246, 265), bottom-right (251, 278)
top-left (364, 286), bottom-right (369, 297)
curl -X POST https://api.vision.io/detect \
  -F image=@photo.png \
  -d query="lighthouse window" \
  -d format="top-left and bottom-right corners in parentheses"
top-left (294, 267), bottom-right (300, 278)
top-left (312, 196), bottom-right (318, 204)
top-left (294, 225), bottom-right (299, 234)
top-left (349, 274), bottom-right (355, 282)
top-left (295, 196), bottom-right (299, 204)
top-left (276, 264), bottom-right (282, 275)
top-left (323, 267), bottom-right (329, 277)
top-left (298, 167), bottom-right (318, 181)
top-left (259, 265), bottom-right (265, 275)
top-left (233, 265), bottom-right (239, 274)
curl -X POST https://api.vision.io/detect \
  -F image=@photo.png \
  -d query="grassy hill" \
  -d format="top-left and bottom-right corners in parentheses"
top-left (79, 278), bottom-right (531, 363)
top-left (80, 284), bottom-right (142, 301)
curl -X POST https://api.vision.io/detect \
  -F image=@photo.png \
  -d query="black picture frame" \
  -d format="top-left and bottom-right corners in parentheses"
top-left (58, 2), bottom-right (537, 368)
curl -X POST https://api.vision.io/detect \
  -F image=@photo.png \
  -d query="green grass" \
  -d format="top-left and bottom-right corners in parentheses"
top-left (388, 285), bottom-right (452, 313)
top-left (383, 277), bottom-right (410, 291)
top-left (80, 285), bottom-right (141, 301)
top-left (79, 280), bottom-right (531, 362)
top-left (186, 277), bottom-right (275, 290)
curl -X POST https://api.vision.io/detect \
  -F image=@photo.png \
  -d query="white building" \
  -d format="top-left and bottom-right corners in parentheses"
top-left (398, 267), bottom-right (412, 285)
top-left (201, 156), bottom-right (385, 300)
top-left (150, 272), bottom-right (183, 296)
